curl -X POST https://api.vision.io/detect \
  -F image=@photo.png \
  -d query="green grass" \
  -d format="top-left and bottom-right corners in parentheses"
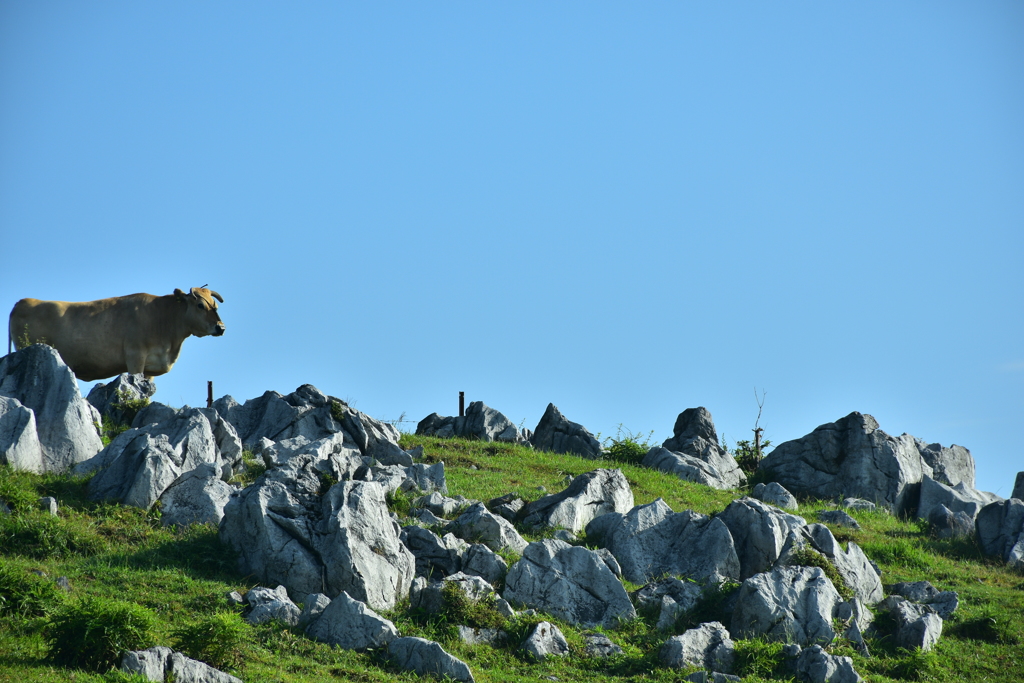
top-left (2, 439), bottom-right (1024, 682)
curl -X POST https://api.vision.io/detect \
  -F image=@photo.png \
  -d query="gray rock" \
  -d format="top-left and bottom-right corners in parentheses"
top-left (759, 412), bottom-right (972, 515)
top-left (882, 596), bottom-right (942, 651)
top-left (416, 492), bottom-right (469, 518)
top-left (975, 498), bottom-right (1024, 568)
top-left (718, 497), bottom-right (807, 580)
top-left (887, 581), bottom-right (958, 619)
top-left (522, 468), bottom-right (634, 533)
top-left (928, 504), bottom-right (975, 539)
top-left (753, 482), bottom-right (799, 510)
top-left (86, 373), bottom-right (157, 425)
top-left (660, 621), bottom-right (735, 673)
top-left (39, 496), bottom-right (58, 516)
top-left (219, 456), bottom-right (414, 611)
top-left (159, 462), bottom-right (235, 527)
top-left (591, 498), bottom-right (740, 585)
top-left (583, 632), bottom-right (623, 657)
top-left (655, 407), bottom-right (746, 489)
top-left (531, 403), bottom-right (602, 458)
top-left (305, 591), bottom-right (398, 650)
top-left (0, 344), bottom-right (103, 472)
top-left (387, 637), bottom-right (474, 683)
top-left (297, 593), bottom-right (331, 629)
top-left (794, 644), bottom-right (863, 683)
top-left (779, 524), bottom-right (883, 605)
top-left (522, 621), bottom-right (570, 661)
top-left (132, 402), bottom-right (179, 428)
top-left (683, 673), bottom-right (742, 683)
top-left (504, 539), bottom-right (636, 628)
top-left (0, 396), bottom-right (43, 472)
top-left (85, 407), bottom-right (232, 509)
top-left (462, 543), bottom-right (509, 585)
top-left (816, 510), bottom-right (861, 529)
top-left (918, 475), bottom-right (1001, 523)
top-left (488, 493), bottom-right (525, 522)
top-left (411, 572), bottom-right (495, 615)
top-left (404, 462), bottom-right (448, 494)
top-left (1013, 472), bottom-right (1024, 501)
top-left (121, 646), bottom-right (242, 683)
top-left (915, 438), bottom-right (975, 488)
top-left (411, 507), bottom-right (448, 527)
top-left (402, 526), bottom-right (467, 578)
top-left (214, 385), bottom-right (345, 449)
top-left (732, 566), bottom-right (842, 646)
top-left (457, 625), bottom-right (506, 646)
top-left (245, 585), bottom-right (301, 626)
top-left (634, 578), bottom-right (706, 631)
top-left (446, 502), bottom-right (528, 554)
top-left (841, 498), bottom-right (876, 512)
top-left (417, 401), bottom-right (531, 445)
top-left (226, 591), bottom-right (244, 606)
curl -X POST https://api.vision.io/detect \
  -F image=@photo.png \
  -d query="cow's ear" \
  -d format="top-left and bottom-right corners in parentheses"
top-left (174, 288), bottom-right (186, 302)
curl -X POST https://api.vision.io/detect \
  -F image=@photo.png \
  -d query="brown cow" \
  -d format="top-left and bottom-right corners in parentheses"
top-left (7, 287), bottom-right (226, 381)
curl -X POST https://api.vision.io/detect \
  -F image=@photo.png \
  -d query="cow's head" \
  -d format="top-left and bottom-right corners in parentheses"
top-left (174, 286), bottom-right (226, 337)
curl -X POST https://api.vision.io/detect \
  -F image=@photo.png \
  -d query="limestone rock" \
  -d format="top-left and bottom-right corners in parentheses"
top-left (159, 462), bottom-right (235, 527)
top-left (531, 403), bottom-right (602, 458)
top-left (1013, 472), bottom-right (1024, 501)
top-left (446, 502), bottom-right (528, 554)
top-left (779, 524), bottom-right (883, 605)
top-left (882, 596), bottom-right (942, 651)
top-left (0, 396), bottom-right (43, 473)
top-left (659, 621), bottom-right (735, 673)
top-left (753, 482), bottom-right (799, 510)
top-left (410, 572), bottom-right (495, 615)
top-left (0, 344), bottom-right (103, 472)
top-left (927, 504), bottom-right (974, 539)
top-left (652, 407), bottom-right (745, 489)
top-left (643, 447), bottom-right (743, 490)
top-left (121, 646), bottom-right (242, 683)
top-left (387, 637), bottom-right (474, 683)
top-left (717, 497), bottom-right (807, 580)
top-left (521, 468), bottom-right (634, 533)
top-left (975, 498), bottom-right (1024, 568)
top-left (402, 526), bottom-right (467, 578)
top-left (504, 539), bottom-right (636, 628)
top-left (298, 593), bottom-right (331, 630)
top-left (416, 401), bottom-right (531, 445)
top-left (86, 373), bottom-right (157, 425)
top-left (245, 585), bottom-right (301, 626)
top-left (633, 578), bottom-right (706, 631)
top-left (816, 510), bottom-right (861, 529)
top-left (305, 591), bottom-right (398, 650)
top-left (583, 632), bottom-right (623, 657)
top-left (461, 543), bottom-right (508, 586)
top-left (522, 621), bottom-right (570, 661)
top-left (794, 644), bottom-right (863, 683)
top-left (732, 566), bottom-right (842, 646)
top-left (917, 475), bottom-right (1001, 523)
top-left (887, 581), bottom-right (958, 619)
top-left (590, 498), bottom-right (740, 585)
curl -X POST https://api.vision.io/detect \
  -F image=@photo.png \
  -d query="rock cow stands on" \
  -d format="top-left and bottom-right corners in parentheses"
top-left (8, 286), bottom-right (226, 381)
top-left (642, 407), bottom-right (745, 490)
top-left (0, 344), bottom-right (103, 473)
top-left (759, 412), bottom-right (991, 515)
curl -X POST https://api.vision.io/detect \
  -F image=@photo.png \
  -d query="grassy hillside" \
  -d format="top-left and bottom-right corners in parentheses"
top-left (1, 435), bottom-right (1021, 683)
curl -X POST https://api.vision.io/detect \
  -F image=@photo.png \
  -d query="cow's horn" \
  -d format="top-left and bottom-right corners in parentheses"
top-left (208, 290), bottom-right (223, 303)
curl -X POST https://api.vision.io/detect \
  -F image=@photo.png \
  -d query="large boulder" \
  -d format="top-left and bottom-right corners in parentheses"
top-left (504, 539), bottom-right (637, 628)
top-left (387, 637), bottom-right (474, 683)
top-left (917, 475), bottom-right (1001, 523)
top-left (0, 344), bottom-right (103, 472)
top-left (416, 401), bottom-right (531, 445)
top-left (975, 498), bottom-right (1024, 569)
top-left (159, 462), bottom-right (236, 527)
top-left (648, 407), bottom-right (745, 489)
top-left (401, 526), bottom-right (468, 578)
top-left (305, 592), bottom-right (399, 650)
top-left (660, 621), bottom-right (736, 673)
top-left (446, 502), bottom-right (528, 554)
top-left (914, 438), bottom-right (975, 488)
top-left (880, 596), bottom-right (942, 651)
top-left (531, 403), bottom-right (602, 458)
top-left (86, 373), bottom-right (157, 425)
top-left (521, 468), bottom-right (634, 533)
top-left (717, 497), bottom-right (807, 580)
top-left (0, 396), bottom-right (43, 473)
top-left (219, 453), bottom-right (415, 611)
top-left (588, 498), bottom-right (740, 585)
top-left (85, 408), bottom-right (237, 509)
top-left (121, 646), bottom-right (241, 683)
top-left (731, 566), bottom-right (843, 646)
top-left (1013, 472), bottom-right (1024, 501)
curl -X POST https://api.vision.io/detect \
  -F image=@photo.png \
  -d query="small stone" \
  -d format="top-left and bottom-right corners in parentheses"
top-left (55, 576), bottom-right (72, 592)
top-left (817, 509), bottom-right (862, 529)
top-left (522, 621), bottom-right (569, 662)
top-left (226, 591), bottom-right (244, 606)
top-left (583, 632), bottom-right (622, 657)
top-left (39, 496), bottom-right (58, 516)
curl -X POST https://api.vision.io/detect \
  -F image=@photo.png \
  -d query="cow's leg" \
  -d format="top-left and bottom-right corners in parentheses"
top-left (124, 348), bottom-right (147, 376)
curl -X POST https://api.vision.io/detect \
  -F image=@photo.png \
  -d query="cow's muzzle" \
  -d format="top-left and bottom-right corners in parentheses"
top-left (213, 324), bottom-right (226, 337)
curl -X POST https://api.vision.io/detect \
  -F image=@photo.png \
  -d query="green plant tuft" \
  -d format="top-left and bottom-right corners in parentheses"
top-left (601, 425), bottom-right (656, 465)
top-left (0, 559), bottom-right (67, 618)
top-left (45, 596), bottom-right (157, 672)
top-left (172, 611), bottom-right (252, 671)
top-left (786, 547), bottom-right (854, 599)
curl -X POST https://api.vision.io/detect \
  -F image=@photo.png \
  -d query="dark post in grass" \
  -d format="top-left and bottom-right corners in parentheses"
top-left (207, 381), bottom-right (214, 409)
top-left (459, 391), bottom-right (465, 417)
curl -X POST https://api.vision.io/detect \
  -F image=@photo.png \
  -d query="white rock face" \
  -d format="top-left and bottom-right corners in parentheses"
top-left (645, 407), bottom-right (746, 489)
top-left (731, 566), bottom-right (842, 646)
top-left (795, 644), bottom-right (863, 683)
top-left (777, 523), bottom-right (883, 605)
top-left (717, 497), bottom-right (807, 580)
top-left (245, 585), bottom-right (301, 626)
top-left (752, 482), bottom-right (799, 510)
top-left (446, 502), bottom-right (528, 554)
top-left (387, 637), bottom-right (475, 683)
top-left (522, 621), bottom-right (570, 661)
top-left (521, 468), bottom-right (634, 533)
top-left (305, 591), bottom-right (398, 650)
top-left (121, 646), bottom-right (242, 683)
top-left (659, 621), bottom-right (735, 673)
top-left (504, 539), bottom-right (636, 628)
top-left (0, 396), bottom-right (43, 473)
top-left (159, 462), bottom-right (235, 527)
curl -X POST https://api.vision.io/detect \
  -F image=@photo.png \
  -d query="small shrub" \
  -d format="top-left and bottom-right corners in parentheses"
top-left (0, 559), bottom-right (67, 617)
top-left (0, 511), bottom-right (105, 559)
top-left (438, 582), bottom-right (508, 632)
top-left (601, 425), bottom-right (656, 465)
top-left (675, 581), bottom-right (741, 632)
top-left (786, 547), bottom-right (853, 599)
top-left (331, 400), bottom-right (347, 424)
top-left (172, 611), bottom-right (252, 671)
top-left (111, 389), bottom-right (150, 427)
top-left (732, 438), bottom-right (772, 478)
top-left (0, 465), bottom-right (42, 513)
top-left (45, 596), bottom-right (157, 671)
top-left (733, 638), bottom-right (787, 679)
top-left (386, 488), bottom-right (413, 518)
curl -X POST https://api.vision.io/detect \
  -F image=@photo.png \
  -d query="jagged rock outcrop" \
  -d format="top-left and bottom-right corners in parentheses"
top-left (928, 503), bottom-right (975, 539)
top-left (531, 403), bottom-right (602, 458)
top-left (975, 498), bottom-right (1024, 569)
top-left (587, 498), bottom-right (739, 585)
top-left (86, 373), bottom-right (157, 425)
top-left (816, 510), bottom-right (861, 529)
top-left (305, 591), bottom-right (399, 650)
top-left (417, 401), bottom-right (531, 445)
top-left (634, 578), bottom-right (706, 631)
top-left (752, 482), bottom-right (799, 510)
top-left (219, 453), bottom-right (414, 611)
top-left (402, 526), bottom-right (468, 578)
top-left (521, 468), bottom-right (634, 533)
top-left (1013, 472), bottom-right (1024, 501)
top-left (121, 646), bottom-right (241, 683)
top-left (880, 596), bottom-right (942, 651)
top-left (759, 412), bottom-right (981, 515)
top-left (917, 475), bottom-right (1001, 523)
top-left (159, 462), bottom-right (236, 527)
top-left (778, 523), bottom-right (883, 605)
top-left (660, 621), bottom-right (736, 673)
top-left (643, 407), bottom-right (745, 490)
top-left (0, 344), bottom-right (103, 472)
top-left (387, 637), bottom-right (474, 683)
top-left (504, 539), bottom-right (636, 628)
top-left (731, 566), bottom-right (843, 646)
top-left (717, 497), bottom-right (807, 580)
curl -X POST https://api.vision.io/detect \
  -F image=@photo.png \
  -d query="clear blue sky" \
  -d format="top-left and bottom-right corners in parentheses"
top-left (2, 3), bottom-right (1021, 496)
